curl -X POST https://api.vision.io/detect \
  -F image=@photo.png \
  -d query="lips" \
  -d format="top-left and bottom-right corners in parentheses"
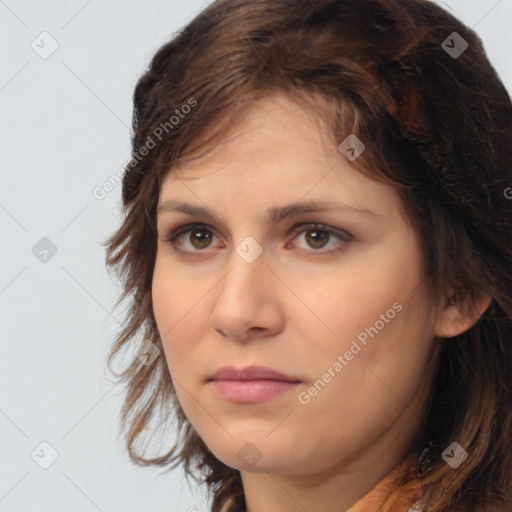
top-left (208, 365), bottom-right (301, 383)
top-left (207, 365), bottom-right (302, 403)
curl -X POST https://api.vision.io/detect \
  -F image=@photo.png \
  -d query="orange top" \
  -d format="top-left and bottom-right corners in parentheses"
top-left (219, 453), bottom-right (423, 512)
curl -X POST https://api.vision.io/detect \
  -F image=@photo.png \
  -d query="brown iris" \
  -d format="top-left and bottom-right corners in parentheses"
top-left (304, 228), bottom-right (329, 249)
top-left (189, 229), bottom-right (212, 249)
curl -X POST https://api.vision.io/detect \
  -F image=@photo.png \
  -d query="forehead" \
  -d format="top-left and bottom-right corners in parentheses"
top-left (158, 92), bottom-right (403, 222)
top-left (173, 92), bottom-right (334, 173)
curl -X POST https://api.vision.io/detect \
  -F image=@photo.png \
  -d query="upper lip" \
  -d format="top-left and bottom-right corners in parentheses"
top-left (209, 365), bottom-right (301, 382)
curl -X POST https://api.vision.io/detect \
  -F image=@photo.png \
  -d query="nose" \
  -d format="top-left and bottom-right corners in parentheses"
top-left (208, 246), bottom-right (284, 343)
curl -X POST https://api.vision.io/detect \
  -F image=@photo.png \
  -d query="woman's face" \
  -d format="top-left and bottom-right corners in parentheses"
top-left (152, 92), bottom-right (442, 478)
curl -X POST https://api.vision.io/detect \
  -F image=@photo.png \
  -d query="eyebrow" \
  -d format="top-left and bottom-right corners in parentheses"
top-left (156, 199), bottom-right (381, 225)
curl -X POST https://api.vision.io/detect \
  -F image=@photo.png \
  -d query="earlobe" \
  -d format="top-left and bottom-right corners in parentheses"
top-left (434, 290), bottom-right (492, 338)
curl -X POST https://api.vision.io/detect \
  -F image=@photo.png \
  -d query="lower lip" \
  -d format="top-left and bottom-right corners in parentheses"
top-left (210, 379), bottom-right (300, 403)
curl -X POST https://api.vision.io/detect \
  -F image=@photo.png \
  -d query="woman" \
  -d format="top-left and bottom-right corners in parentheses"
top-left (104, 0), bottom-right (512, 510)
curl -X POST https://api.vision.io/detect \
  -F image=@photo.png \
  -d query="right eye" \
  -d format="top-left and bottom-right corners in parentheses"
top-left (164, 223), bottom-right (221, 253)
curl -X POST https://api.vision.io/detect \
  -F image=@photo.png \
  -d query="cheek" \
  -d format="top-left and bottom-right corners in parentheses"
top-left (291, 239), bottom-right (433, 392)
top-left (291, 297), bottom-right (435, 464)
top-left (151, 258), bottom-right (204, 371)
top-left (293, 262), bottom-right (423, 358)
top-left (299, 275), bottom-right (435, 417)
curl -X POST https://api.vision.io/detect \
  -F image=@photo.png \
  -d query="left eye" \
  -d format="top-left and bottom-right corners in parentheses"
top-left (164, 223), bottom-right (352, 255)
top-left (289, 223), bottom-right (352, 253)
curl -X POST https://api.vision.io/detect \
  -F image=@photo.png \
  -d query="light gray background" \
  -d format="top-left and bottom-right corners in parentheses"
top-left (1, 1), bottom-right (511, 511)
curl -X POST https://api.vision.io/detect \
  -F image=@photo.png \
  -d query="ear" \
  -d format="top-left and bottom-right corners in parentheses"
top-left (434, 289), bottom-right (492, 338)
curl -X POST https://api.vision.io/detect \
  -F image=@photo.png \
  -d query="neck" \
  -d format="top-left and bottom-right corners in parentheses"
top-left (238, 448), bottom-right (420, 512)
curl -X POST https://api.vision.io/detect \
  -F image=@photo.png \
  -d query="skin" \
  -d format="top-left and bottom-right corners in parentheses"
top-left (151, 92), bottom-right (490, 512)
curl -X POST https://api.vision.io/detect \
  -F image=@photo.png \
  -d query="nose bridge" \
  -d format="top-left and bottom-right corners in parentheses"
top-left (208, 236), bottom-right (280, 339)
top-left (222, 236), bottom-right (268, 298)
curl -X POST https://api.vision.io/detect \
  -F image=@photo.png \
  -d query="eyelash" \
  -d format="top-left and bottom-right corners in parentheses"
top-left (163, 222), bottom-right (353, 256)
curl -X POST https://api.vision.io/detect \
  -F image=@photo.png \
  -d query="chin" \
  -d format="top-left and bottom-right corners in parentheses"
top-left (206, 435), bottom-right (300, 474)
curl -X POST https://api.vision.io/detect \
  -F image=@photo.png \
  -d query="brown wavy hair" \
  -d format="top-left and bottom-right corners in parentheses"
top-left (103, 0), bottom-right (512, 510)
